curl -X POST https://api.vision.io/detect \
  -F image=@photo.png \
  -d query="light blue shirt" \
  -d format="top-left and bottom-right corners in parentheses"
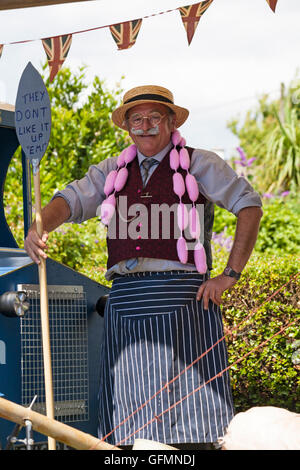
top-left (52, 142), bottom-right (262, 280)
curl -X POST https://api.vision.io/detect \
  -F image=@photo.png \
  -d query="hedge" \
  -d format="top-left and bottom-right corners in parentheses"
top-left (210, 195), bottom-right (300, 412)
top-left (219, 252), bottom-right (299, 413)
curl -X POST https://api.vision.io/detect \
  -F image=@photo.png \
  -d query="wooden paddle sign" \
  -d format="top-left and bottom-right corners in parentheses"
top-left (15, 62), bottom-right (55, 450)
top-left (15, 62), bottom-right (51, 163)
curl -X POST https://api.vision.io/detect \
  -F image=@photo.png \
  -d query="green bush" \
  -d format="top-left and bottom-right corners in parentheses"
top-left (213, 194), bottom-right (300, 255)
top-left (47, 218), bottom-right (110, 287)
top-left (209, 199), bottom-right (300, 413)
top-left (221, 253), bottom-right (300, 413)
top-left (254, 195), bottom-right (300, 254)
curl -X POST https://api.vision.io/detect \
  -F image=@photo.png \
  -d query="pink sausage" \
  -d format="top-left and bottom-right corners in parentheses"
top-left (185, 173), bottom-right (199, 202)
top-left (189, 207), bottom-right (201, 239)
top-left (180, 137), bottom-right (186, 147)
top-left (124, 144), bottom-right (137, 163)
top-left (170, 148), bottom-right (179, 170)
top-left (104, 170), bottom-right (118, 196)
top-left (172, 130), bottom-right (181, 146)
top-left (114, 167), bottom-right (128, 192)
top-left (173, 172), bottom-right (185, 198)
top-left (194, 242), bottom-right (207, 274)
top-left (117, 148), bottom-right (127, 168)
top-left (177, 236), bottom-right (188, 264)
top-left (101, 194), bottom-right (116, 224)
top-left (177, 203), bottom-right (189, 231)
top-left (179, 147), bottom-right (190, 170)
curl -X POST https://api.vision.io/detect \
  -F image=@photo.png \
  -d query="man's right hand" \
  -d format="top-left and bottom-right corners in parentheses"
top-left (24, 228), bottom-right (49, 264)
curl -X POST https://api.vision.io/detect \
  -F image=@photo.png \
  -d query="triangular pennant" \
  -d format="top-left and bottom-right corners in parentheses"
top-left (265, 0), bottom-right (278, 12)
top-left (109, 19), bottom-right (143, 50)
top-left (42, 34), bottom-right (72, 82)
top-left (0, 45), bottom-right (3, 59)
top-left (179, 1), bottom-right (214, 45)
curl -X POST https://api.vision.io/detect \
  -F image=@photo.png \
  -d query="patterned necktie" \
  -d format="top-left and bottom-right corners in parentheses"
top-left (141, 158), bottom-right (159, 187)
top-left (125, 158), bottom-right (158, 272)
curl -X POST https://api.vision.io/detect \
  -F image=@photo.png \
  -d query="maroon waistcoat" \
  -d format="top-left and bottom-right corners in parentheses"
top-left (106, 146), bottom-right (206, 269)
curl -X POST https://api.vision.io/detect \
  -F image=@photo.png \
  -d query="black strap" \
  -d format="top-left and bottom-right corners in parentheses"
top-left (124, 93), bottom-right (173, 105)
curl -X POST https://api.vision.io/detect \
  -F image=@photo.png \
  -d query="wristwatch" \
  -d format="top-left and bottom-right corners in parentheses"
top-left (223, 266), bottom-right (241, 280)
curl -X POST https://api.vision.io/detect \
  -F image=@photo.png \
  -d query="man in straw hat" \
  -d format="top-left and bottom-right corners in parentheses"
top-left (25, 85), bottom-right (263, 449)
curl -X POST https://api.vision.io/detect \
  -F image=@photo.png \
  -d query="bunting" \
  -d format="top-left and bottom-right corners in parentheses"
top-left (266, 0), bottom-right (278, 12)
top-left (179, 0), bottom-right (214, 45)
top-left (42, 34), bottom-right (72, 82)
top-left (0, 1), bottom-right (281, 79)
top-left (109, 19), bottom-right (143, 50)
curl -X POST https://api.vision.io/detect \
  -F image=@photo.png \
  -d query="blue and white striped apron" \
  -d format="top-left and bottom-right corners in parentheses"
top-left (97, 271), bottom-right (234, 446)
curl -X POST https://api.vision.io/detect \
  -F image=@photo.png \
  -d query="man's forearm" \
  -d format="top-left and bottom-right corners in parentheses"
top-left (226, 206), bottom-right (263, 273)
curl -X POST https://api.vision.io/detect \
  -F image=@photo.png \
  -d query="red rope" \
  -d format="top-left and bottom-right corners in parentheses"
top-left (99, 270), bottom-right (299, 443)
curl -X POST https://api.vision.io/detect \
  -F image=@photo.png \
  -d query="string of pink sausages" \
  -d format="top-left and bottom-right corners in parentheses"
top-left (100, 131), bottom-right (207, 273)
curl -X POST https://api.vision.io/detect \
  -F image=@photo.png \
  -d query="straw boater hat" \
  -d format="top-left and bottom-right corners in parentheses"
top-left (112, 85), bottom-right (189, 131)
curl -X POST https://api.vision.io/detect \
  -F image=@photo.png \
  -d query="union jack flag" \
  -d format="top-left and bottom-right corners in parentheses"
top-left (265, 0), bottom-right (278, 12)
top-left (0, 45), bottom-right (3, 59)
top-left (179, 1), bottom-right (214, 45)
top-left (109, 19), bottom-right (143, 50)
top-left (42, 34), bottom-right (72, 82)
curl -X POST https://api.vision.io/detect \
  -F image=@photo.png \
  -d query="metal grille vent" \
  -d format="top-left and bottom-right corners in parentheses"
top-left (18, 284), bottom-right (89, 423)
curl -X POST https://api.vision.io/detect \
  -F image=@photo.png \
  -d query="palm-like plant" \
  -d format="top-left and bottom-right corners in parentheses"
top-left (228, 77), bottom-right (300, 194)
top-left (264, 103), bottom-right (300, 192)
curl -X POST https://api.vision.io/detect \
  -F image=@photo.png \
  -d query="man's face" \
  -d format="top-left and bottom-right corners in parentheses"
top-left (126, 103), bottom-right (176, 157)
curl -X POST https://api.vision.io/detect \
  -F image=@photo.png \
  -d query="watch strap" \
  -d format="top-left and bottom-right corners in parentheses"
top-left (223, 266), bottom-right (241, 280)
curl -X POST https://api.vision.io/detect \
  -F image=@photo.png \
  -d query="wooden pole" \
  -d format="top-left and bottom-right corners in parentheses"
top-left (33, 164), bottom-right (55, 450)
top-left (0, 397), bottom-right (120, 450)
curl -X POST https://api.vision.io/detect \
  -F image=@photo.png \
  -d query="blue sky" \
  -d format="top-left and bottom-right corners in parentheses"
top-left (0, 0), bottom-right (299, 159)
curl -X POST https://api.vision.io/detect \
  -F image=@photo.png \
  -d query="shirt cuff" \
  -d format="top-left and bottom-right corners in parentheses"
top-left (231, 191), bottom-right (262, 215)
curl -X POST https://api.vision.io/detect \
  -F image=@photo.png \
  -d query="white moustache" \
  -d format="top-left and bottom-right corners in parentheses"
top-left (131, 125), bottom-right (159, 136)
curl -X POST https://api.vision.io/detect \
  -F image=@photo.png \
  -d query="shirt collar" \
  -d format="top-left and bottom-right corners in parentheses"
top-left (137, 141), bottom-right (173, 166)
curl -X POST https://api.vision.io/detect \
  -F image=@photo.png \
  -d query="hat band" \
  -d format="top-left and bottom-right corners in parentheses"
top-left (124, 93), bottom-right (174, 105)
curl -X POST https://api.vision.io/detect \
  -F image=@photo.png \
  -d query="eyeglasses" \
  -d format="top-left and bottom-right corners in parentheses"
top-left (125, 112), bottom-right (166, 129)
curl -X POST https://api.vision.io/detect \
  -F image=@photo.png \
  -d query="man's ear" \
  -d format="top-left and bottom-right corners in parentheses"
top-left (169, 113), bottom-right (177, 132)
top-left (124, 120), bottom-right (132, 135)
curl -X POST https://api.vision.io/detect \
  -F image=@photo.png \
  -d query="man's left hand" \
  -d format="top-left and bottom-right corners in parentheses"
top-left (196, 274), bottom-right (237, 310)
